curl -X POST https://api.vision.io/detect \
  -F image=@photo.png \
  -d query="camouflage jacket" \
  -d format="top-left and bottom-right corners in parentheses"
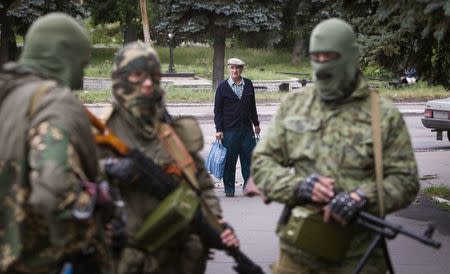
top-left (101, 103), bottom-right (222, 271)
top-left (0, 63), bottom-right (104, 273)
top-left (251, 76), bottom-right (419, 270)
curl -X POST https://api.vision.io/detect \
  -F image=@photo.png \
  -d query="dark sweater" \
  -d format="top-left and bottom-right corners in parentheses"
top-left (214, 77), bottom-right (259, 132)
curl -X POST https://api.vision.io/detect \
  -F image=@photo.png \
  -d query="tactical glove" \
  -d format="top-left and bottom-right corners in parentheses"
top-left (294, 174), bottom-right (319, 204)
top-left (328, 190), bottom-right (368, 223)
top-left (103, 151), bottom-right (178, 200)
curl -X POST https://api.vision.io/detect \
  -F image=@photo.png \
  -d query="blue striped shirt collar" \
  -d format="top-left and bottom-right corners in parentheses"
top-left (228, 77), bottom-right (245, 87)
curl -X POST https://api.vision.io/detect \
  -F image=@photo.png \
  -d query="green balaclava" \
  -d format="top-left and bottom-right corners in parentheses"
top-left (112, 42), bottom-right (165, 137)
top-left (309, 18), bottom-right (360, 102)
top-left (19, 13), bottom-right (91, 90)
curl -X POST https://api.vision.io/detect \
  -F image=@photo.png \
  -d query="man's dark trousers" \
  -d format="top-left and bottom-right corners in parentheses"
top-left (222, 123), bottom-right (256, 195)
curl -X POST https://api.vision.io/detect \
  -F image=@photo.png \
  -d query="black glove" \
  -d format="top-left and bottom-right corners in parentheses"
top-left (328, 190), bottom-right (368, 223)
top-left (103, 151), bottom-right (178, 200)
top-left (294, 174), bottom-right (319, 204)
top-left (104, 157), bottom-right (140, 183)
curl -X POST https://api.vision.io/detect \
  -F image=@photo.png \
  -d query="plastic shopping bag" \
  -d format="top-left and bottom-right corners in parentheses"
top-left (206, 140), bottom-right (227, 180)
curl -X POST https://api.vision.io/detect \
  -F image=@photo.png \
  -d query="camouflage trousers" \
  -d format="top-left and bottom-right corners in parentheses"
top-left (116, 234), bottom-right (208, 274)
top-left (271, 249), bottom-right (386, 274)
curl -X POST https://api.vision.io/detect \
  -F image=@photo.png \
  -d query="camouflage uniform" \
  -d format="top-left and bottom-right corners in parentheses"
top-left (0, 14), bottom-right (109, 274)
top-left (102, 42), bottom-right (222, 274)
top-left (251, 19), bottom-right (419, 274)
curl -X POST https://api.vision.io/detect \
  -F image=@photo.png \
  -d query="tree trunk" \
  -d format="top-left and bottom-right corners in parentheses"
top-left (139, 0), bottom-right (152, 46)
top-left (291, 31), bottom-right (303, 65)
top-left (212, 27), bottom-right (226, 91)
top-left (123, 0), bottom-right (138, 44)
top-left (123, 24), bottom-right (138, 44)
top-left (0, 9), bottom-right (17, 65)
top-left (291, 15), bottom-right (303, 66)
top-left (0, 8), bottom-right (10, 64)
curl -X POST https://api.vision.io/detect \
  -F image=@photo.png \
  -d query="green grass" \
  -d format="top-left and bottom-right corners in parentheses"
top-left (377, 82), bottom-right (450, 102)
top-left (423, 185), bottom-right (450, 211)
top-left (85, 48), bottom-right (117, 78)
top-left (423, 185), bottom-right (450, 200)
top-left (85, 47), bottom-right (309, 80)
top-left (75, 90), bottom-right (112, 104)
top-left (76, 87), bottom-right (289, 104)
top-left (164, 87), bottom-right (288, 103)
top-left (165, 88), bottom-right (215, 103)
top-left (76, 83), bottom-right (449, 104)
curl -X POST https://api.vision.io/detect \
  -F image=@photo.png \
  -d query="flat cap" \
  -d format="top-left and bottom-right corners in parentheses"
top-left (227, 57), bottom-right (245, 66)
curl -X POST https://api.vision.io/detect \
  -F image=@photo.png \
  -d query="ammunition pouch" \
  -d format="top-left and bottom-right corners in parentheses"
top-left (134, 182), bottom-right (200, 252)
top-left (278, 206), bottom-right (354, 262)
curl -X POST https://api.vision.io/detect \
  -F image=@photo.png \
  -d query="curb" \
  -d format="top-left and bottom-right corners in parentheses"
top-left (431, 196), bottom-right (450, 206)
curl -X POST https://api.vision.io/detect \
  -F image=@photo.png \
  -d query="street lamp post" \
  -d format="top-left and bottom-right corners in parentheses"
top-left (168, 33), bottom-right (176, 73)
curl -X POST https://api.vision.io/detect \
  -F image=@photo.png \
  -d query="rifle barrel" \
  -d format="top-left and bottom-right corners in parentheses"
top-left (358, 212), bottom-right (441, 249)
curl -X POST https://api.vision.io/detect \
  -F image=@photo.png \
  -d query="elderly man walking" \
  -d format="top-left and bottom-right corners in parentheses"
top-left (214, 58), bottom-right (260, 197)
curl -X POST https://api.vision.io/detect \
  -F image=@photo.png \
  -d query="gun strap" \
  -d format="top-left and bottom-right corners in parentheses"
top-left (27, 80), bottom-right (56, 118)
top-left (158, 122), bottom-right (224, 232)
top-left (158, 122), bottom-right (200, 190)
top-left (370, 89), bottom-right (385, 217)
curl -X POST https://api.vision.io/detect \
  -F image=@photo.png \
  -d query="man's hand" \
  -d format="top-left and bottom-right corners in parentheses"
top-left (104, 157), bottom-right (139, 183)
top-left (295, 174), bottom-right (335, 204)
top-left (220, 220), bottom-right (239, 248)
top-left (215, 131), bottom-right (224, 141)
top-left (322, 191), bottom-right (368, 225)
top-left (254, 126), bottom-right (261, 135)
top-left (105, 218), bottom-right (127, 257)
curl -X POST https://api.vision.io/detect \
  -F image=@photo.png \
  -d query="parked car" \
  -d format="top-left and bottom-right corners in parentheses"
top-left (421, 97), bottom-right (450, 142)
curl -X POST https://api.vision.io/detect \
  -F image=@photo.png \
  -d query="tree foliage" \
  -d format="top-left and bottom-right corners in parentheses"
top-left (275, 0), bottom-right (450, 88)
top-left (278, 0), bottom-right (340, 64)
top-left (84, 0), bottom-right (135, 44)
top-left (84, 0), bottom-right (141, 44)
top-left (156, 0), bottom-right (283, 89)
top-left (8, 0), bottom-right (85, 35)
top-left (0, 0), bottom-right (85, 64)
top-left (369, 0), bottom-right (450, 87)
top-left (156, 0), bottom-right (282, 42)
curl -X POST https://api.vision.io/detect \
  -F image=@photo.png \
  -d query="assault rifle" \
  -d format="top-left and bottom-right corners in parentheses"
top-left (244, 179), bottom-right (441, 274)
top-left (85, 108), bottom-right (265, 274)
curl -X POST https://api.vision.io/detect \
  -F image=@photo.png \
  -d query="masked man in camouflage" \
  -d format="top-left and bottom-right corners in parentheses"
top-left (0, 13), bottom-right (110, 274)
top-left (101, 42), bottom-right (239, 274)
top-left (251, 18), bottom-right (419, 273)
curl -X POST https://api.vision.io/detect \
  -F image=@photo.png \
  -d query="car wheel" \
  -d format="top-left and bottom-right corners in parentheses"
top-left (448, 131), bottom-right (450, 142)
